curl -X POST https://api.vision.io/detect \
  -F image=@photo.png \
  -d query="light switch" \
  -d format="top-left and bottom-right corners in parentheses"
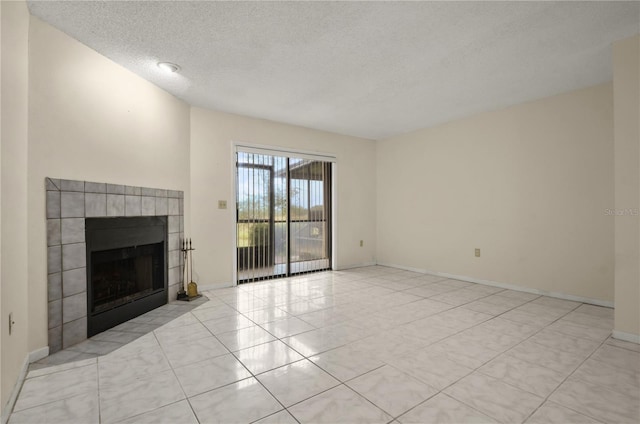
top-left (218, 200), bottom-right (227, 209)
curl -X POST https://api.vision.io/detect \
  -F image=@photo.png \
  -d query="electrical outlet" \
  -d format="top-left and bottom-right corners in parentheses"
top-left (360, 240), bottom-right (364, 247)
top-left (475, 248), bottom-right (481, 257)
top-left (218, 200), bottom-right (227, 209)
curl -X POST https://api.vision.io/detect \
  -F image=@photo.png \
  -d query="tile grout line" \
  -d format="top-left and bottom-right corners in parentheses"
top-left (151, 318), bottom-right (203, 424)
top-left (7, 362), bottom-right (98, 419)
top-left (234, 276), bottom-right (502, 422)
top-left (520, 333), bottom-right (611, 424)
top-left (192, 302), bottom-right (293, 423)
top-left (214, 288), bottom-right (402, 422)
top-left (96, 359), bottom-right (102, 424)
top-left (221, 290), bottom-right (339, 417)
top-left (376, 283), bottom-right (586, 423)
top-left (455, 300), bottom-right (609, 423)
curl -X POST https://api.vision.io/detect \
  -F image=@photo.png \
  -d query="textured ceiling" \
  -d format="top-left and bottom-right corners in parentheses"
top-left (27, 1), bottom-right (640, 140)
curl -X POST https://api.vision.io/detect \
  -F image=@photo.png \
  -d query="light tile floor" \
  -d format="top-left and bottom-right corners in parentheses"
top-left (9, 266), bottom-right (640, 423)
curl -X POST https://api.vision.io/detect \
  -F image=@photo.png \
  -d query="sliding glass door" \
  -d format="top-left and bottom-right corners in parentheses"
top-left (288, 158), bottom-right (332, 274)
top-left (236, 151), bottom-right (332, 283)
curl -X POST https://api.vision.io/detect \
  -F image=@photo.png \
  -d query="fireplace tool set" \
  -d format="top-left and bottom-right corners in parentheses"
top-left (177, 238), bottom-right (201, 301)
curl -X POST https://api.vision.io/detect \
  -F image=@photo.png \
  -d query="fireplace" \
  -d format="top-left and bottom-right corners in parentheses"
top-left (45, 178), bottom-right (184, 352)
top-left (86, 217), bottom-right (167, 336)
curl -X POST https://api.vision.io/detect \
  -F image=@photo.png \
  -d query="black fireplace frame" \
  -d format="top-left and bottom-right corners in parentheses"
top-left (85, 216), bottom-right (168, 337)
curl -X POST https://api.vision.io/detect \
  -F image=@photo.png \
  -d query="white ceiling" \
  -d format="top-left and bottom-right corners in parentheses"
top-left (27, 1), bottom-right (639, 140)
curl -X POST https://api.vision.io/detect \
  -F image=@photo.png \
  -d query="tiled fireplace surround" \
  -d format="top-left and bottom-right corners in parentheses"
top-left (45, 178), bottom-right (184, 353)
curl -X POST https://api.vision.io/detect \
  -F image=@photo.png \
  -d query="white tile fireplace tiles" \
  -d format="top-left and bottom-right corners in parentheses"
top-left (125, 185), bottom-right (141, 196)
top-left (60, 179), bottom-right (85, 192)
top-left (45, 177), bottom-right (184, 353)
top-left (141, 187), bottom-right (156, 196)
top-left (61, 218), bottom-right (85, 244)
top-left (106, 184), bottom-right (124, 194)
top-left (47, 219), bottom-right (61, 245)
top-left (156, 196), bottom-right (168, 215)
top-left (47, 245), bottom-right (62, 273)
top-left (168, 215), bottom-right (181, 233)
top-left (141, 196), bottom-right (155, 215)
top-left (85, 193), bottom-right (106, 217)
top-left (61, 192), bottom-right (85, 217)
top-left (62, 268), bottom-right (86, 297)
top-left (84, 182), bottom-right (106, 193)
top-left (125, 195), bottom-right (142, 216)
top-left (47, 272), bottom-right (62, 301)
top-left (62, 243), bottom-right (86, 270)
top-left (48, 299), bottom-right (62, 328)
top-left (62, 319), bottom-right (87, 351)
top-left (106, 194), bottom-right (124, 216)
top-left (62, 292), bottom-right (87, 323)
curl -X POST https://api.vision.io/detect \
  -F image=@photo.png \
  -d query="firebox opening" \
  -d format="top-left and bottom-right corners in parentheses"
top-left (86, 217), bottom-right (168, 337)
top-left (91, 242), bottom-right (164, 315)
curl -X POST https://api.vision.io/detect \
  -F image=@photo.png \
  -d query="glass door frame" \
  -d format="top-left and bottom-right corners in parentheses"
top-left (232, 143), bottom-right (337, 285)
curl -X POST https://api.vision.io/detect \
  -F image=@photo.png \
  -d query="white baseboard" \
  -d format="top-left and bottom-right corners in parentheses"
top-left (198, 282), bottom-right (234, 291)
top-left (334, 262), bottom-right (377, 271)
top-left (1, 346), bottom-right (47, 424)
top-left (612, 330), bottom-right (640, 344)
top-left (29, 346), bottom-right (49, 363)
top-left (377, 262), bottom-right (614, 308)
top-left (376, 262), bottom-right (428, 274)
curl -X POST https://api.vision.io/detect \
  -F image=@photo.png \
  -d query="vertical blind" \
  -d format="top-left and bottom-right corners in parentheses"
top-left (236, 149), bottom-right (333, 283)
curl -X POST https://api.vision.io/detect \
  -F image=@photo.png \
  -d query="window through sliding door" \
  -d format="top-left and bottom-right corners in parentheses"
top-left (236, 150), bottom-right (332, 284)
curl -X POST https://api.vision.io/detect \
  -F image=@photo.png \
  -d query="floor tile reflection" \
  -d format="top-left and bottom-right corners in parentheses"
top-left (10, 266), bottom-right (639, 423)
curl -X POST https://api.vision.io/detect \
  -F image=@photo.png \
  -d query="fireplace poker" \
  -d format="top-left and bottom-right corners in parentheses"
top-left (178, 238), bottom-right (199, 300)
top-left (177, 239), bottom-right (189, 300)
top-left (183, 239), bottom-right (188, 292)
top-left (187, 239), bottom-right (199, 298)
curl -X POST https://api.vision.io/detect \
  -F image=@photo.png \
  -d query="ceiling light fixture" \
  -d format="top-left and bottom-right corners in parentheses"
top-left (157, 62), bottom-right (180, 73)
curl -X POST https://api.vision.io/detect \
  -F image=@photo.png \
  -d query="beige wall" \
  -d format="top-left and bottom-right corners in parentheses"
top-left (377, 84), bottom-right (614, 303)
top-left (1, 0), bottom-right (30, 411)
top-left (27, 17), bottom-right (191, 351)
top-left (190, 107), bottom-right (377, 286)
top-left (613, 35), bottom-right (640, 340)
